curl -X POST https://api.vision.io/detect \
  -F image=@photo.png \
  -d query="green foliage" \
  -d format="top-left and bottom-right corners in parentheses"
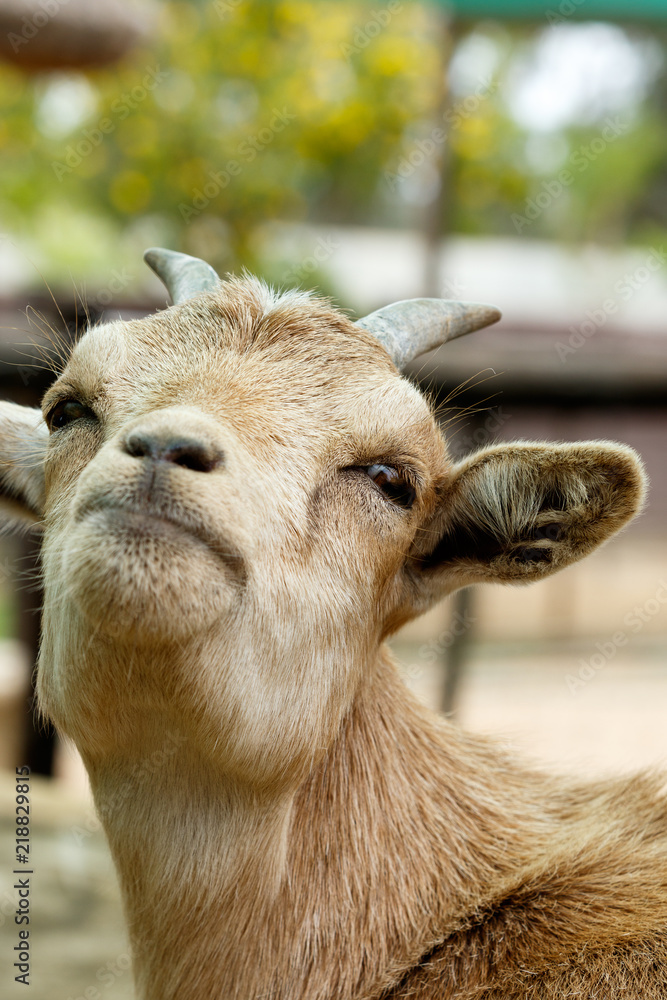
top-left (1, 4), bottom-right (666, 294)
top-left (0, 1), bottom-right (443, 287)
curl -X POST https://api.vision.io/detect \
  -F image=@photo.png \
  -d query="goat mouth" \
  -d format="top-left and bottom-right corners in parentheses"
top-left (76, 499), bottom-right (246, 580)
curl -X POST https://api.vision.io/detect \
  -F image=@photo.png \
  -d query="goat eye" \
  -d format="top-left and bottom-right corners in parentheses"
top-left (47, 399), bottom-right (91, 431)
top-left (366, 464), bottom-right (416, 509)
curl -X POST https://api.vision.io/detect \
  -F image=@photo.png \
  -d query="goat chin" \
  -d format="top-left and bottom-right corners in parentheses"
top-left (50, 509), bottom-right (239, 641)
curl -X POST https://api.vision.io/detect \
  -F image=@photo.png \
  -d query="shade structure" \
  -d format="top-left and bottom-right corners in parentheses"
top-left (0, 0), bottom-right (153, 71)
top-left (438, 0), bottom-right (667, 20)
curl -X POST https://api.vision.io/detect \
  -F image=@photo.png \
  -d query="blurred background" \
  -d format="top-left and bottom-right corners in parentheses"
top-left (0, 0), bottom-right (666, 996)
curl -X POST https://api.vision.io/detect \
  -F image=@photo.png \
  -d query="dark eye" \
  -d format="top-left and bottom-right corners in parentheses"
top-left (46, 399), bottom-right (93, 432)
top-left (366, 464), bottom-right (416, 509)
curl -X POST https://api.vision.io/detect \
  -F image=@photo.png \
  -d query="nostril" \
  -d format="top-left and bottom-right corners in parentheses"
top-left (163, 442), bottom-right (222, 473)
top-left (125, 430), bottom-right (156, 461)
top-left (123, 431), bottom-right (223, 472)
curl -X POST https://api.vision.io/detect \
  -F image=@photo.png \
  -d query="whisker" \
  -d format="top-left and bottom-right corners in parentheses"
top-left (24, 306), bottom-right (71, 370)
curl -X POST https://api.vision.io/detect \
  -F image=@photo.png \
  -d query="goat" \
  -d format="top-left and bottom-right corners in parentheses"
top-left (0, 247), bottom-right (663, 1000)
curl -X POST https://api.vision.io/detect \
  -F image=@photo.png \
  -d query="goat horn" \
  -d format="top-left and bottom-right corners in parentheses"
top-left (356, 299), bottom-right (501, 369)
top-left (143, 247), bottom-right (220, 304)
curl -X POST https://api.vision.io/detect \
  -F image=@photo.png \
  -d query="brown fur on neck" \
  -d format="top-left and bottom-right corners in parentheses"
top-left (87, 648), bottom-right (667, 1000)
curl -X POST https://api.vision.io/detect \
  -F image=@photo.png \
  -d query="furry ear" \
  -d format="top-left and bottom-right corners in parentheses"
top-left (407, 440), bottom-right (646, 608)
top-left (0, 402), bottom-right (48, 529)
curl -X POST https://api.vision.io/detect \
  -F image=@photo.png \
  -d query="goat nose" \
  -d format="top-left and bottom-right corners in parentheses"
top-left (124, 430), bottom-right (224, 473)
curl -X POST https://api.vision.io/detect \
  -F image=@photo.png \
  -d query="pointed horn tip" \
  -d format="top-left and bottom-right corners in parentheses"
top-left (142, 247), bottom-right (221, 305)
top-left (465, 303), bottom-right (502, 332)
top-left (143, 247), bottom-right (172, 272)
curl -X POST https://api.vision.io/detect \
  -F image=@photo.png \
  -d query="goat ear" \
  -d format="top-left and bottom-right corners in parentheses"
top-left (408, 441), bottom-right (646, 606)
top-left (0, 403), bottom-right (48, 529)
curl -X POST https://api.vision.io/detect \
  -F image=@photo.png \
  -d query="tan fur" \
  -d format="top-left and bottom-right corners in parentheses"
top-left (0, 276), bottom-right (659, 999)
